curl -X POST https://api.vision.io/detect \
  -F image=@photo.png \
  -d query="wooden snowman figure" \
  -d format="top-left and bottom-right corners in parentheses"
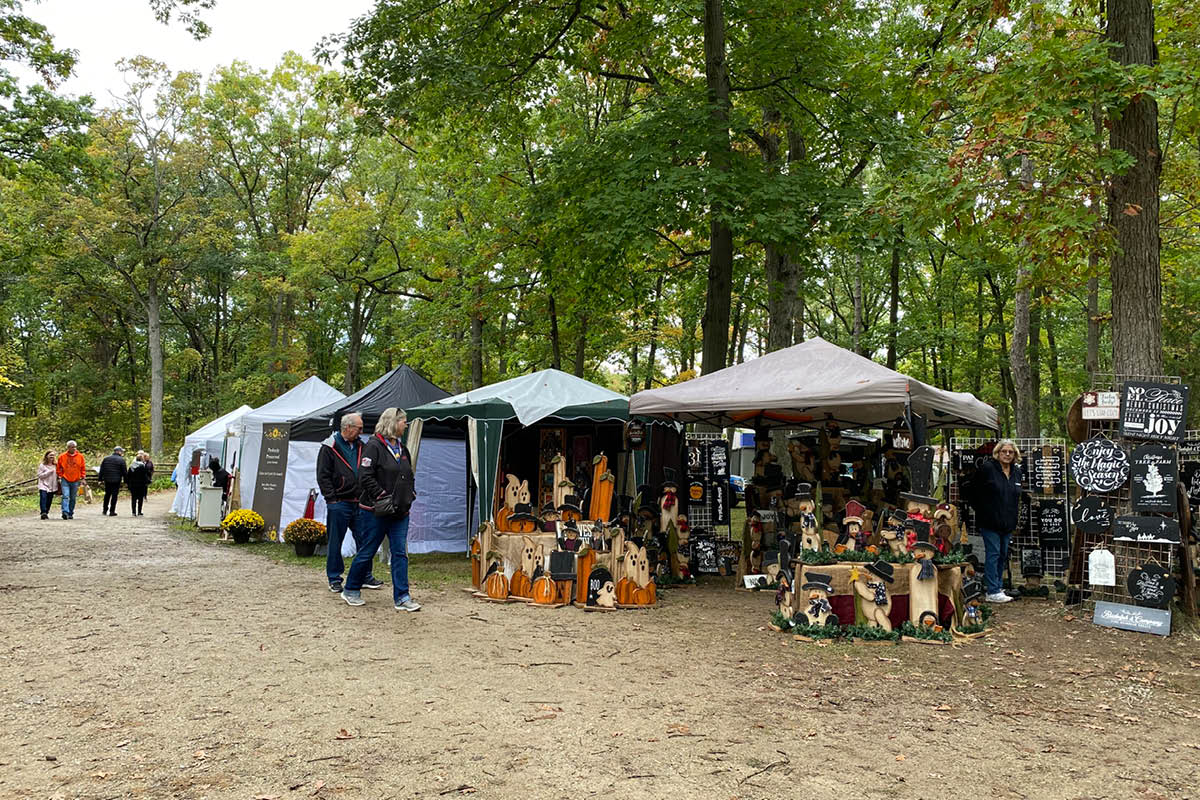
top-left (794, 483), bottom-right (822, 552)
top-left (799, 571), bottom-right (839, 627)
top-left (907, 521), bottom-right (942, 630)
top-left (900, 445), bottom-right (940, 542)
top-left (852, 560), bottom-right (895, 631)
top-left (775, 567), bottom-right (797, 624)
top-left (932, 503), bottom-right (955, 555)
top-left (880, 509), bottom-right (908, 557)
top-left (836, 499), bottom-right (866, 553)
top-left (961, 578), bottom-right (985, 628)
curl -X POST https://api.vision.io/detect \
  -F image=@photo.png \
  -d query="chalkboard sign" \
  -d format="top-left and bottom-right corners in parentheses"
top-left (1094, 600), bottom-right (1171, 636)
top-left (687, 480), bottom-right (707, 505)
top-left (709, 479), bottom-right (729, 525)
top-left (1119, 381), bottom-right (1189, 443)
top-left (1113, 515), bottom-right (1181, 545)
top-left (687, 442), bottom-right (705, 475)
top-left (707, 440), bottom-right (730, 477)
top-left (1072, 496), bottom-right (1114, 535)
top-left (1020, 548), bottom-right (1044, 578)
top-left (586, 567), bottom-right (616, 607)
top-left (1037, 499), bottom-right (1069, 549)
top-left (1069, 435), bottom-right (1130, 493)
top-left (1180, 461), bottom-right (1200, 506)
top-left (1130, 443), bottom-right (1178, 513)
top-left (692, 537), bottom-right (720, 574)
top-left (1126, 563), bottom-right (1175, 610)
top-left (1027, 445), bottom-right (1067, 495)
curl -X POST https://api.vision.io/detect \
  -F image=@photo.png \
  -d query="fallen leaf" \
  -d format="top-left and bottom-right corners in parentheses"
top-left (667, 723), bottom-right (691, 735)
top-left (311, 779), bottom-right (326, 794)
top-left (895, 755), bottom-right (906, 762)
top-left (334, 729), bottom-right (355, 740)
top-left (90, 771), bottom-right (112, 779)
top-left (934, 705), bottom-right (952, 712)
top-left (115, 740), bottom-right (131, 748)
top-left (193, 750), bottom-right (206, 760)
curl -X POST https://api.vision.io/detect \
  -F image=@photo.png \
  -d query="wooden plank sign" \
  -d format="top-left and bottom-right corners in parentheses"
top-left (1027, 444), bottom-right (1067, 495)
top-left (1112, 515), bottom-right (1181, 545)
top-left (1119, 381), bottom-right (1190, 443)
top-left (1130, 443), bottom-right (1178, 513)
top-left (1072, 496), bottom-right (1114, 535)
top-left (1036, 499), bottom-right (1069, 549)
top-left (1093, 600), bottom-right (1171, 636)
top-left (1069, 435), bottom-right (1129, 493)
top-left (706, 440), bottom-right (730, 477)
top-left (1081, 391), bottom-right (1121, 420)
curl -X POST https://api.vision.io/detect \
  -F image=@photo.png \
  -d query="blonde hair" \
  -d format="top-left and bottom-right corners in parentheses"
top-left (374, 407), bottom-right (407, 439)
top-left (137, 450), bottom-right (149, 461)
top-left (994, 439), bottom-right (1022, 461)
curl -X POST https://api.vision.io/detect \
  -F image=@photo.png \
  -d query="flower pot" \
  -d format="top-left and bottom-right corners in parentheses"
top-left (293, 541), bottom-right (318, 557)
top-left (230, 530), bottom-right (251, 544)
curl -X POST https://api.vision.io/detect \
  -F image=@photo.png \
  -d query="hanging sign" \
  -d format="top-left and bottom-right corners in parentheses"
top-left (1036, 499), bottom-right (1069, 549)
top-left (1126, 563), bottom-right (1175, 610)
top-left (1069, 435), bottom-right (1129, 493)
top-left (1027, 445), bottom-right (1067, 495)
top-left (686, 441), bottom-right (706, 476)
top-left (1119, 381), bottom-right (1189, 443)
top-left (1093, 601), bottom-right (1171, 636)
top-left (709, 479), bottom-right (729, 526)
top-left (692, 536), bottom-right (720, 574)
top-left (1180, 461), bottom-right (1200, 506)
top-left (1112, 515), bottom-right (1181, 545)
top-left (1130, 443), bottom-right (1178, 513)
top-left (1072, 496), bottom-right (1114, 535)
top-left (687, 480), bottom-right (706, 504)
top-left (1081, 391), bottom-right (1121, 420)
top-left (1088, 548), bottom-right (1116, 586)
top-left (706, 440), bottom-right (730, 478)
top-left (1020, 548), bottom-right (1044, 578)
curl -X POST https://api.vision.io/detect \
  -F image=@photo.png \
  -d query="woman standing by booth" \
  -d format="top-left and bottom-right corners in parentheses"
top-left (967, 439), bottom-right (1023, 604)
top-left (342, 407), bottom-right (421, 612)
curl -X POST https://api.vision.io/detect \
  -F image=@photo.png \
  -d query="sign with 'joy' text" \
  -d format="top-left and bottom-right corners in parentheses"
top-left (1119, 381), bottom-right (1189, 443)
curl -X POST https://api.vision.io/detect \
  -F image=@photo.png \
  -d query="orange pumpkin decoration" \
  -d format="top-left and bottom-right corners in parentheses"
top-left (470, 538), bottom-right (482, 588)
top-left (484, 571), bottom-right (509, 600)
top-left (532, 576), bottom-right (557, 604)
top-left (509, 517), bottom-right (538, 534)
top-left (615, 577), bottom-right (635, 605)
top-left (575, 549), bottom-right (596, 604)
top-left (510, 569), bottom-right (532, 598)
top-left (633, 585), bottom-right (655, 606)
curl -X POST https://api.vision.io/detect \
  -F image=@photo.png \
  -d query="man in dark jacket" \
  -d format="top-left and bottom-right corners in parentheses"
top-left (318, 412), bottom-right (382, 593)
top-left (99, 446), bottom-right (128, 516)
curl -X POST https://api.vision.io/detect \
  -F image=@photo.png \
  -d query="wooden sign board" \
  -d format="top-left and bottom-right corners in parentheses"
top-left (1020, 548), bottom-right (1044, 578)
top-left (1130, 444), bottom-right (1178, 513)
top-left (1036, 499), bottom-right (1069, 549)
top-left (1119, 381), bottom-right (1190, 443)
top-left (709, 479), bottom-right (729, 525)
top-left (687, 441), bottom-right (706, 476)
top-left (693, 537), bottom-right (720, 574)
top-left (1180, 461), bottom-right (1200, 506)
top-left (1127, 563), bottom-right (1175, 610)
top-left (1027, 445), bottom-right (1067, 495)
top-left (623, 419), bottom-right (647, 450)
top-left (1094, 600), bottom-right (1171, 636)
top-left (251, 423), bottom-right (290, 537)
top-left (1072, 496), bottom-right (1114, 535)
top-left (1081, 391), bottom-right (1121, 420)
top-left (1112, 515), bottom-right (1181, 545)
top-left (1069, 436), bottom-right (1130, 493)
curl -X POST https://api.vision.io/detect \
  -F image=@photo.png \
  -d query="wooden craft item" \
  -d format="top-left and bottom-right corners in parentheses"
top-left (1069, 435), bottom-right (1130, 494)
top-left (1072, 496), bottom-right (1113, 535)
top-left (1066, 394), bottom-right (1087, 444)
top-left (851, 561), bottom-right (894, 632)
top-left (1182, 461), bottom-right (1200, 506)
top-left (509, 569), bottom-right (532, 599)
top-left (1088, 548), bottom-right (1116, 586)
top-left (483, 564), bottom-right (509, 600)
top-left (908, 542), bottom-right (941, 630)
top-left (1130, 443), bottom-right (1178, 513)
top-left (1119, 381), bottom-right (1190, 443)
top-left (552, 454), bottom-right (568, 509)
top-left (532, 575), bottom-right (558, 604)
top-left (775, 568), bottom-right (796, 622)
top-left (1127, 562), bottom-right (1175, 609)
top-left (1036, 499), bottom-right (1069, 549)
top-left (660, 482), bottom-right (680, 543)
top-left (586, 567), bottom-right (617, 608)
top-left (575, 549), bottom-right (596, 604)
top-left (799, 572), bottom-right (838, 627)
top-left (1028, 444), bottom-right (1067, 495)
top-left (470, 537), bottom-right (482, 588)
top-left (589, 454), bottom-right (614, 521)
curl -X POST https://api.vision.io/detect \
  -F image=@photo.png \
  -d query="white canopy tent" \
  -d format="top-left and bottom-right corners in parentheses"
top-left (234, 376), bottom-right (345, 513)
top-left (170, 404), bottom-right (253, 518)
top-left (629, 337), bottom-right (997, 431)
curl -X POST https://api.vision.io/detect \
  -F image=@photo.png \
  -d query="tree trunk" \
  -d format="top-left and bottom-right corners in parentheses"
top-left (497, 312), bottom-right (509, 378)
top-left (1107, 0), bottom-right (1163, 376)
top-left (470, 286), bottom-right (484, 388)
top-left (344, 288), bottom-right (364, 394)
top-left (853, 253), bottom-right (865, 356)
top-left (887, 229), bottom-right (902, 369)
top-left (1046, 311), bottom-right (1065, 427)
top-left (1086, 270), bottom-right (1101, 380)
top-left (573, 314), bottom-right (587, 377)
top-left (700, 0), bottom-right (734, 376)
top-left (147, 276), bottom-right (164, 458)
top-left (973, 274), bottom-right (984, 395)
top-left (1028, 288), bottom-right (1043, 433)
top-left (548, 291), bottom-right (562, 370)
top-left (1010, 156), bottom-right (1037, 438)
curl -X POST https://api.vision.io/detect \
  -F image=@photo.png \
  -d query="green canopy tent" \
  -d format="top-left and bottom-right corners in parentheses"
top-left (406, 369), bottom-right (650, 525)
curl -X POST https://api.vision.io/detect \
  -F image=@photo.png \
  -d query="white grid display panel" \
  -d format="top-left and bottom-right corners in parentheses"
top-left (685, 431), bottom-right (733, 540)
top-left (949, 437), bottom-right (1071, 578)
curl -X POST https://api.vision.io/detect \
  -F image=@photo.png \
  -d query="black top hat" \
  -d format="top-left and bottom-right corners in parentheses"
top-left (888, 508), bottom-right (909, 525)
top-left (557, 494), bottom-right (583, 514)
top-left (962, 578), bottom-right (983, 603)
top-left (801, 571), bottom-right (834, 593)
top-left (793, 482), bottom-right (813, 501)
top-left (661, 479), bottom-right (679, 492)
top-left (908, 520), bottom-right (937, 554)
top-left (540, 501), bottom-right (558, 516)
top-left (865, 560), bottom-right (894, 583)
top-left (777, 566), bottom-right (794, 590)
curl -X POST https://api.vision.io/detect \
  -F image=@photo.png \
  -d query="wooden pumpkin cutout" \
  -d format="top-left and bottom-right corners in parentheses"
top-left (509, 570), bottom-right (532, 598)
top-left (615, 577), bottom-right (635, 605)
top-left (484, 569), bottom-right (509, 600)
top-left (495, 474), bottom-right (520, 531)
top-left (532, 575), bottom-right (558, 604)
top-left (469, 537), bottom-right (482, 588)
top-left (589, 454), bottom-right (610, 521)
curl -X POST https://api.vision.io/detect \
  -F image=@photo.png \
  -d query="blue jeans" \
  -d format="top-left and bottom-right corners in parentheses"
top-left (60, 480), bottom-right (79, 515)
top-left (347, 512), bottom-right (410, 604)
top-left (980, 527), bottom-right (1011, 595)
top-left (39, 490), bottom-right (54, 516)
top-left (325, 501), bottom-right (373, 584)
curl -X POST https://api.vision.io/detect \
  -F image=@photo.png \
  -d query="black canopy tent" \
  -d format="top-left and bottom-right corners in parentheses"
top-left (289, 365), bottom-right (450, 442)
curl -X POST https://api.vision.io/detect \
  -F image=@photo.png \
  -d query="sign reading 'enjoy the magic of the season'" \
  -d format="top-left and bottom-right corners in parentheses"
top-left (1113, 515), bottom-right (1182, 545)
top-left (1130, 443), bottom-right (1178, 513)
top-left (1119, 381), bottom-right (1190, 443)
top-left (1069, 435), bottom-right (1130, 493)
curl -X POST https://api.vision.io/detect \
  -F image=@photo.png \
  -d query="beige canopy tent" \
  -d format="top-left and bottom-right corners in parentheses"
top-left (629, 337), bottom-right (997, 431)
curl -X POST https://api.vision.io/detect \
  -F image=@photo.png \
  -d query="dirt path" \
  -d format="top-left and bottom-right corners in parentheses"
top-left (1, 493), bottom-right (1198, 799)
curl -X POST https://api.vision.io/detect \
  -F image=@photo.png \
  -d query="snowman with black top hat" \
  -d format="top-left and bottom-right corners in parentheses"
top-left (799, 571), bottom-right (839, 627)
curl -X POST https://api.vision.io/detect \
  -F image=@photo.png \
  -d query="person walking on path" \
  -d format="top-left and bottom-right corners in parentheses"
top-left (56, 441), bottom-right (87, 520)
top-left (126, 450), bottom-right (154, 516)
top-left (966, 439), bottom-right (1024, 604)
top-left (99, 446), bottom-right (128, 516)
top-left (36, 450), bottom-right (58, 520)
top-left (318, 411), bottom-right (382, 594)
top-left (342, 407), bottom-right (420, 612)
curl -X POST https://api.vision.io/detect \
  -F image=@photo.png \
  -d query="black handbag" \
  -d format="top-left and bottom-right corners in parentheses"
top-left (373, 492), bottom-right (396, 517)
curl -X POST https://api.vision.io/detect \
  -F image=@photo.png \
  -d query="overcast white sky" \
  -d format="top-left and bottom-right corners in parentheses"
top-left (20, 0), bottom-right (377, 105)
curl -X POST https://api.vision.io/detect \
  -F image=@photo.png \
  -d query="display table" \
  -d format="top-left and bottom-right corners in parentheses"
top-left (796, 562), bottom-right (964, 628)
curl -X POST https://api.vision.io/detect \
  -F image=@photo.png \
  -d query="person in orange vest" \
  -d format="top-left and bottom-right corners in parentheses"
top-left (56, 441), bottom-right (87, 520)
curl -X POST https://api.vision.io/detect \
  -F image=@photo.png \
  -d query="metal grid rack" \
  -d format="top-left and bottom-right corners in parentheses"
top-left (1072, 377), bottom-right (1182, 611)
top-left (949, 437), bottom-right (1071, 579)
top-left (684, 431), bottom-right (733, 540)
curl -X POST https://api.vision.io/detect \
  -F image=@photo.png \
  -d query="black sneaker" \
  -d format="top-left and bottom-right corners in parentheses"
top-left (361, 576), bottom-right (385, 590)
top-left (40, 514), bottom-right (48, 520)
top-left (329, 580), bottom-right (344, 593)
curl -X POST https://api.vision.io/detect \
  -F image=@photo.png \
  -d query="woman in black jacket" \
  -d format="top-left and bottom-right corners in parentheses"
top-left (967, 439), bottom-right (1023, 604)
top-left (342, 408), bottom-right (420, 611)
top-left (125, 450), bottom-right (154, 516)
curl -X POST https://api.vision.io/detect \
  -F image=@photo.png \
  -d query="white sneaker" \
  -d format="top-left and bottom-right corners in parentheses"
top-left (395, 598), bottom-right (421, 612)
top-left (985, 592), bottom-right (1012, 604)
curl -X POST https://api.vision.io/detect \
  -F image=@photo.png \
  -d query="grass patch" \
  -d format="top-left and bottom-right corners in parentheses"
top-left (167, 515), bottom-right (471, 590)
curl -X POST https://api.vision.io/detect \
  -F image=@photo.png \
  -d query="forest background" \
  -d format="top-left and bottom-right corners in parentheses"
top-left (0, 0), bottom-right (1197, 458)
